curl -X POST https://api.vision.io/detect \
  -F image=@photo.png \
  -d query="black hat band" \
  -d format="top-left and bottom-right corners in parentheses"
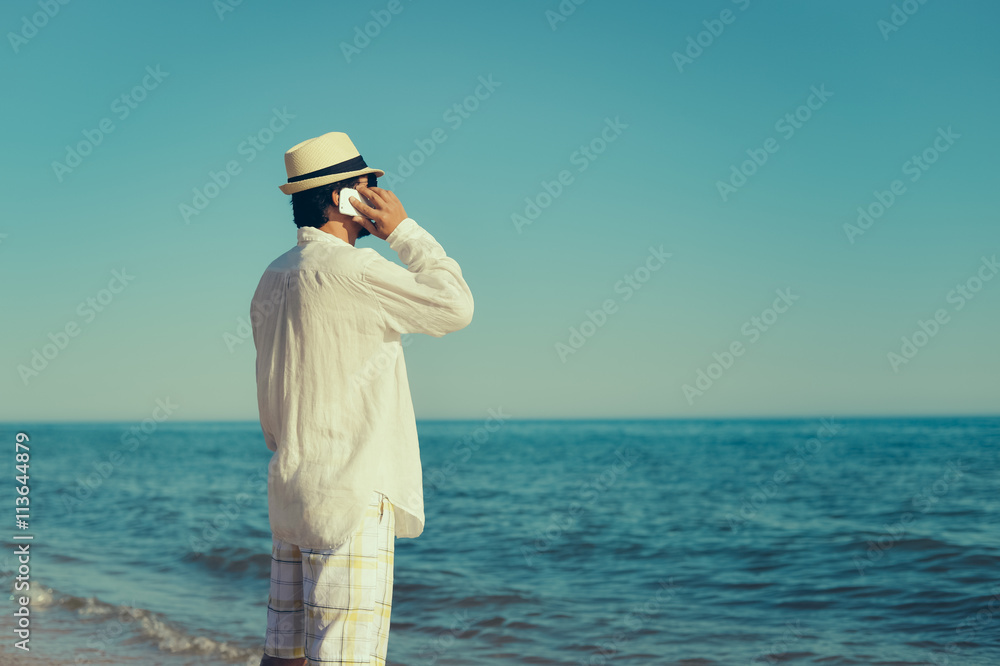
top-left (287, 155), bottom-right (369, 184)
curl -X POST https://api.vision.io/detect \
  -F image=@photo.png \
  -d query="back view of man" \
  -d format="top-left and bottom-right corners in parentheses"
top-left (251, 131), bottom-right (474, 665)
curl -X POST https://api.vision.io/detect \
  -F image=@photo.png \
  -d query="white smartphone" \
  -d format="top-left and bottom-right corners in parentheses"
top-left (338, 187), bottom-right (370, 217)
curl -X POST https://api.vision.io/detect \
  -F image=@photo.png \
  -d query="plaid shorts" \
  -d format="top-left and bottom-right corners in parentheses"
top-left (264, 491), bottom-right (395, 665)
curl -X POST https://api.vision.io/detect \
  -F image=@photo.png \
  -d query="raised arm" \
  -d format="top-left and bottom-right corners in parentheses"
top-left (362, 218), bottom-right (474, 337)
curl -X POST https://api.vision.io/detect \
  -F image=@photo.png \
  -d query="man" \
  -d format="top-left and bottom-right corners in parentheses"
top-left (252, 131), bottom-right (474, 665)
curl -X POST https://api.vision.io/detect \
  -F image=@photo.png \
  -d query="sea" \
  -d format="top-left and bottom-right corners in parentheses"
top-left (0, 417), bottom-right (997, 665)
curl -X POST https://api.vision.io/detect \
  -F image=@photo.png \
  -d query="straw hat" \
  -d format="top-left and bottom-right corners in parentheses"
top-left (278, 132), bottom-right (385, 195)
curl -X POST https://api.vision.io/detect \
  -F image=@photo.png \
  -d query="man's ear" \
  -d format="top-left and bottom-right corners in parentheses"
top-left (330, 188), bottom-right (339, 207)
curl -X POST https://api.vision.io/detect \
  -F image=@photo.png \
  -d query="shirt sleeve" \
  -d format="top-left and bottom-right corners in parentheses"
top-left (362, 217), bottom-right (474, 337)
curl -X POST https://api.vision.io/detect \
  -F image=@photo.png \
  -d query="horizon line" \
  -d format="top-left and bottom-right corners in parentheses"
top-left (3, 412), bottom-right (998, 427)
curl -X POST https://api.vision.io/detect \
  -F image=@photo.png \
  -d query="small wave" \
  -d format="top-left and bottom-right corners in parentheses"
top-left (726, 582), bottom-right (774, 590)
top-left (888, 537), bottom-right (959, 552)
top-left (956, 553), bottom-right (1000, 568)
top-left (180, 544), bottom-right (271, 577)
top-left (854, 534), bottom-right (959, 553)
top-left (6, 580), bottom-right (261, 664)
top-left (454, 591), bottom-right (535, 608)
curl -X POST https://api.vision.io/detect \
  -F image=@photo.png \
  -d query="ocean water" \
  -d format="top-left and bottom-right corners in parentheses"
top-left (1, 417), bottom-right (998, 665)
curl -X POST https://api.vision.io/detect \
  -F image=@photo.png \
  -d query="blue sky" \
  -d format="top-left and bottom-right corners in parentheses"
top-left (1, 0), bottom-right (997, 421)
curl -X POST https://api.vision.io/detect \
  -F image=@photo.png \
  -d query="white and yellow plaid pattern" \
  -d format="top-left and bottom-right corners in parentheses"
top-left (264, 491), bottom-right (395, 664)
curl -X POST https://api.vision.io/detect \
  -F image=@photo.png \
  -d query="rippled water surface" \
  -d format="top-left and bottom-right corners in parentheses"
top-left (1, 417), bottom-right (997, 665)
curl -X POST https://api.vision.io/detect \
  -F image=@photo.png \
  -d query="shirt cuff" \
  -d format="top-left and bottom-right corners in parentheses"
top-left (386, 217), bottom-right (420, 250)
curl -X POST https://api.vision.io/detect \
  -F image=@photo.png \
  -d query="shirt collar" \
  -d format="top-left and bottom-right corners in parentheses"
top-left (297, 226), bottom-right (352, 247)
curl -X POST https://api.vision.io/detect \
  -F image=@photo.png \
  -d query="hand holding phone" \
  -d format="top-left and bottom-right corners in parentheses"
top-left (338, 187), bottom-right (371, 218)
top-left (345, 185), bottom-right (409, 241)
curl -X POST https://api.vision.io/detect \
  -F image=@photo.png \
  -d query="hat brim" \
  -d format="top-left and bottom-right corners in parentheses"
top-left (279, 167), bottom-right (386, 195)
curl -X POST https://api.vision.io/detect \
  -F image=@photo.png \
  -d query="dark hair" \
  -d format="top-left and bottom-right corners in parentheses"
top-left (290, 174), bottom-right (378, 229)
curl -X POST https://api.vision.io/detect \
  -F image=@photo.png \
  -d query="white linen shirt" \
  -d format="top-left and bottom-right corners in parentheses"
top-left (250, 217), bottom-right (474, 549)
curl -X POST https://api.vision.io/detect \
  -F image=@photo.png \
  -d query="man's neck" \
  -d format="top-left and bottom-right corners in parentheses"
top-left (317, 220), bottom-right (355, 246)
